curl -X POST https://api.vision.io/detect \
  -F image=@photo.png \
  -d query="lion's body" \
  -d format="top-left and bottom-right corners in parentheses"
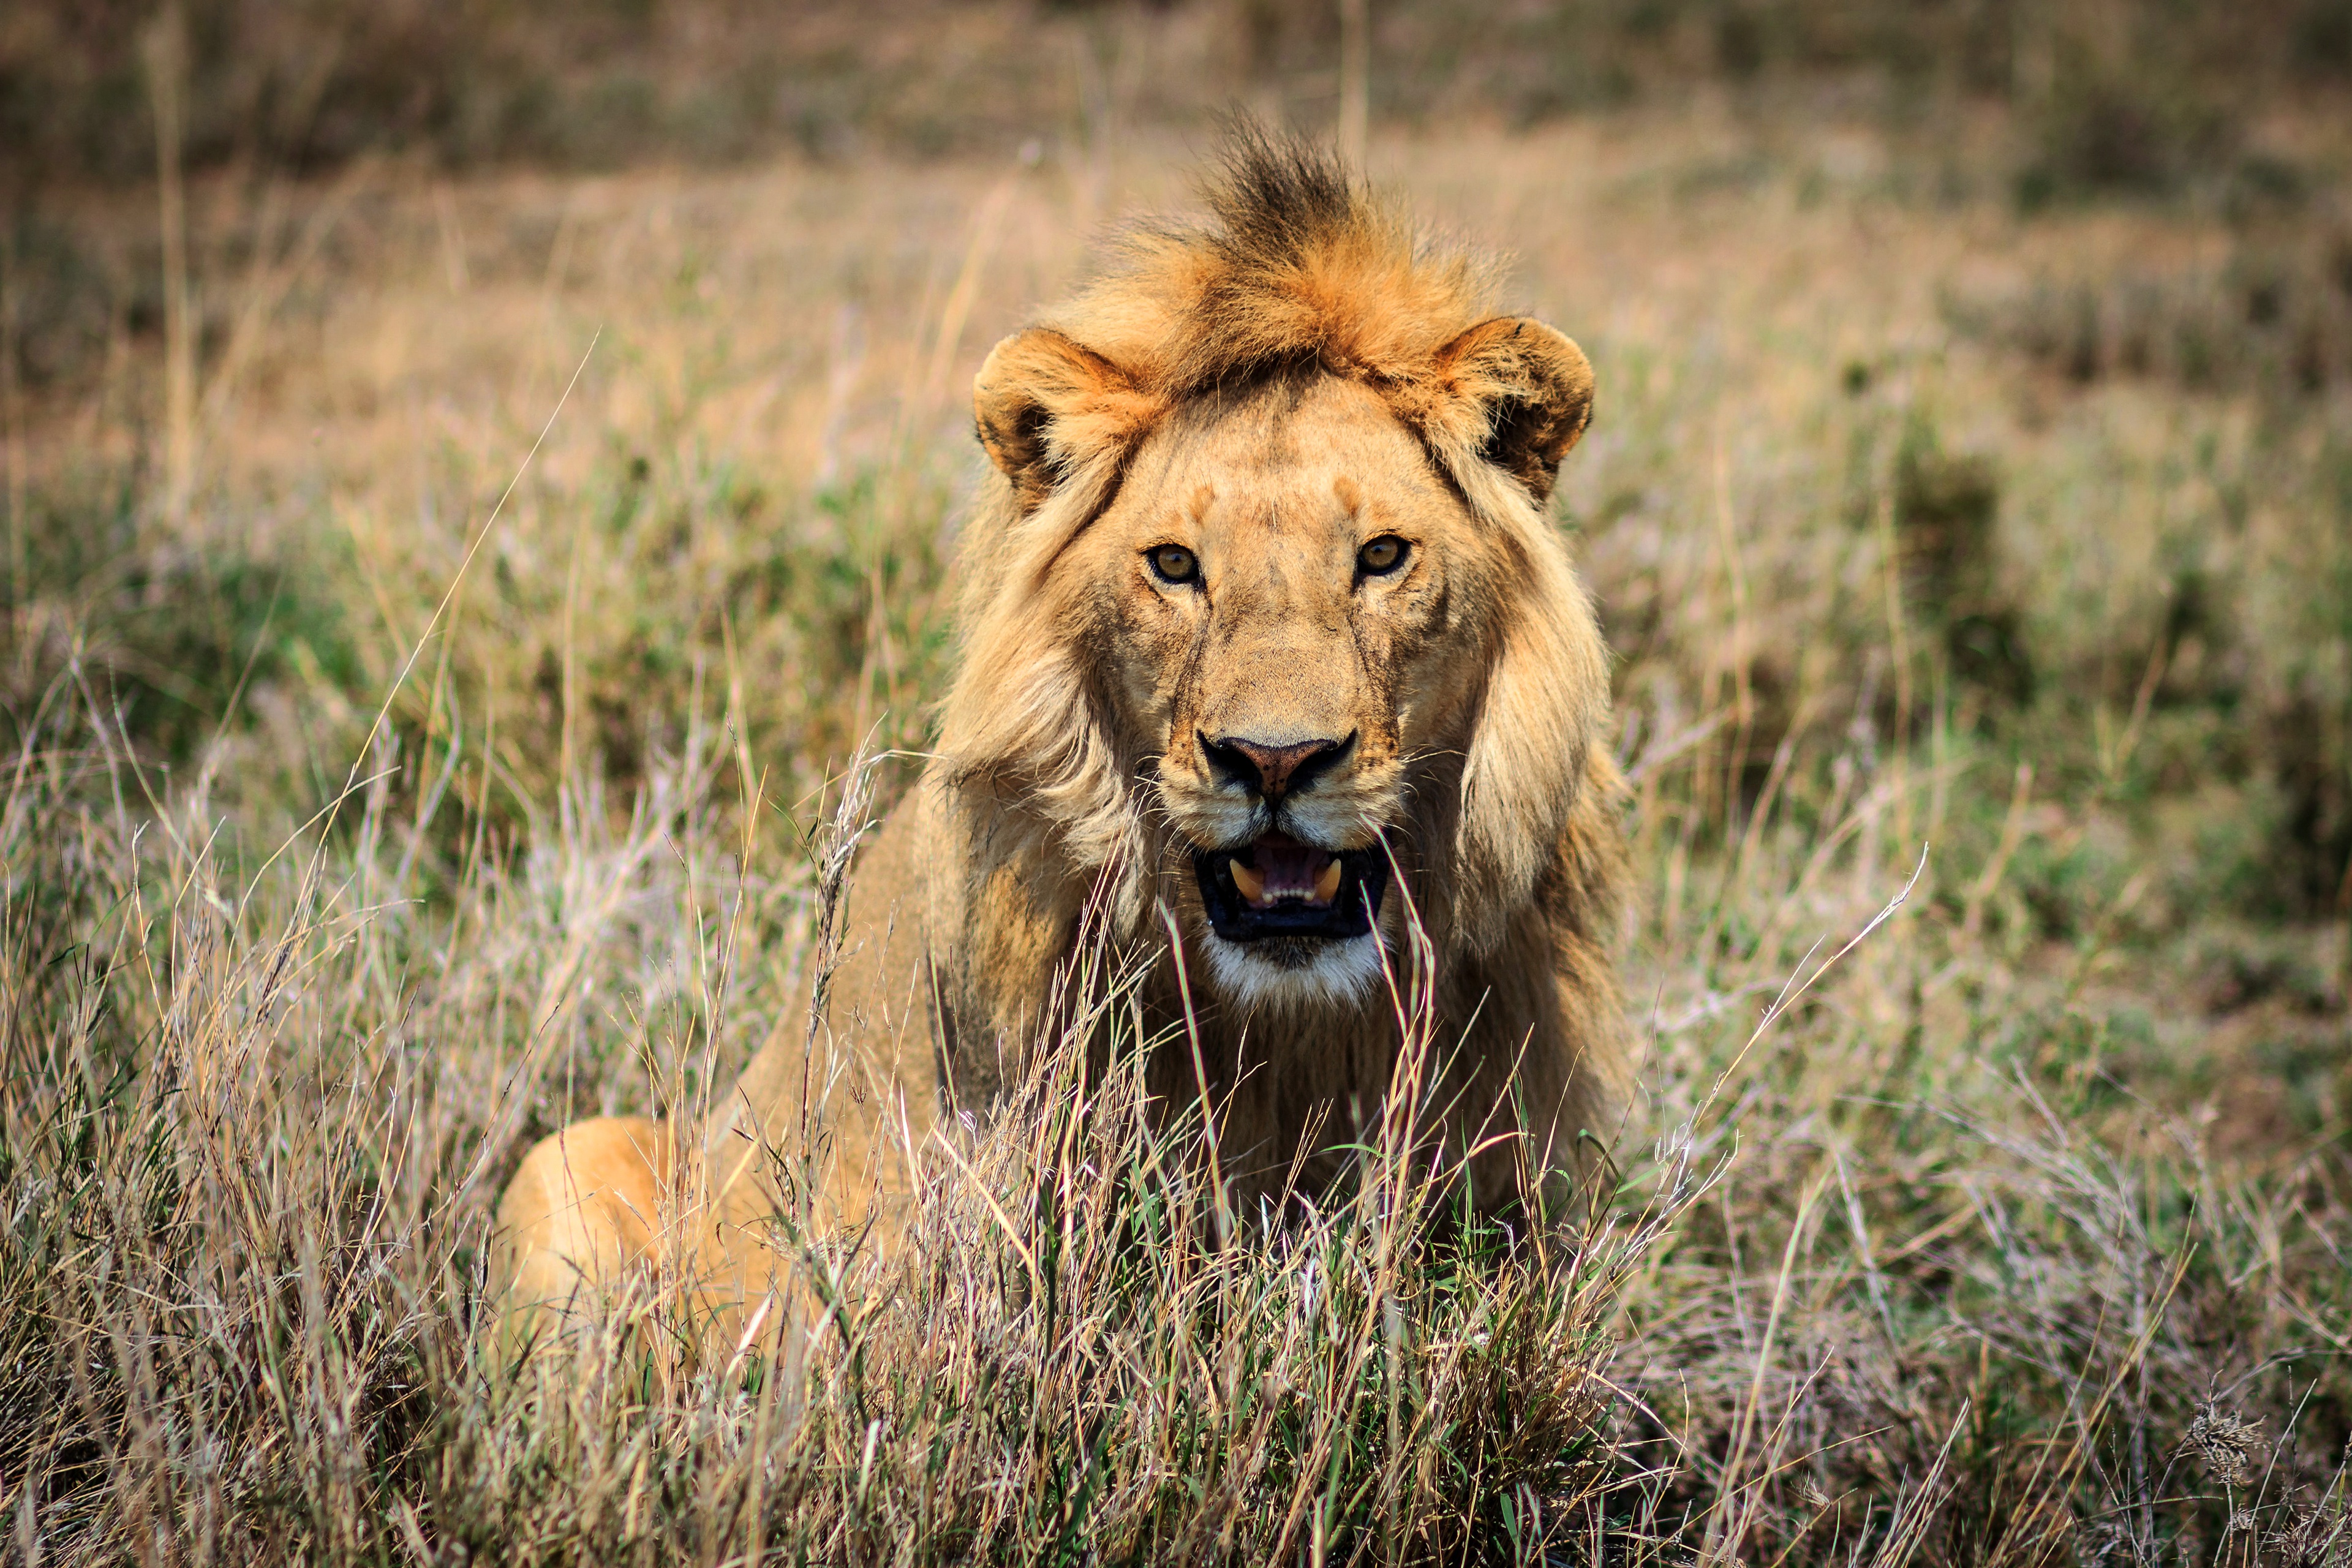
top-left (493, 134), bottom-right (1634, 1347)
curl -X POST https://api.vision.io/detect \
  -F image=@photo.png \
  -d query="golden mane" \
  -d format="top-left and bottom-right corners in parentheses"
top-left (946, 129), bottom-right (1610, 960)
top-left (1065, 130), bottom-right (1505, 400)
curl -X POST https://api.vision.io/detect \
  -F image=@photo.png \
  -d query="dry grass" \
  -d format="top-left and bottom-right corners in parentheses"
top-left (3, 95), bottom-right (2351, 1564)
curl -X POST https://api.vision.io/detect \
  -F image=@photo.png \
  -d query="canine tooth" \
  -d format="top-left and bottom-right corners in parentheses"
top-left (1313, 860), bottom-right (1343, 903)
top-left (1229, 861), bottom-right (1267, 903)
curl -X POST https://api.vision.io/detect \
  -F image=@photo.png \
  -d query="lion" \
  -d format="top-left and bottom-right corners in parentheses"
top-left (492, 132), bottom-right (1634, 1346)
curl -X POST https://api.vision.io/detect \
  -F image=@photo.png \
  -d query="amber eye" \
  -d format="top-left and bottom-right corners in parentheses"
top-left (1148, 544), bottom-right (1199, 584)
top-left (1357, 535), bottom-right (1409, 576)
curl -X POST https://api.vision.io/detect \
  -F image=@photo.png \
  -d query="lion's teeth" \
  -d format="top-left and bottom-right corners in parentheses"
top-left (1313, 860), bottom-right (1342, 904)
top-left (1230, 861), bottom-right (1267, 903)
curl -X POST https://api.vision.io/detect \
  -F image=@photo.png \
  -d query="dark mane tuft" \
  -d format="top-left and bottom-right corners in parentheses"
top-left (1049, 120), bottom-right (1504, 400)
top-left (1200, 124), bottom-right (1364, 276)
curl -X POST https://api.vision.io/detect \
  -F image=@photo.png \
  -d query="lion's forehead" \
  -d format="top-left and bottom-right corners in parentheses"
top-left (1066, 376), bottom-right (1488, 752)
top-left (1125, 375), bottom-right (1452, 526)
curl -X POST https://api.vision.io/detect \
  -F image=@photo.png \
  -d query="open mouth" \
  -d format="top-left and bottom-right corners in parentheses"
top-left (1191, 831), bottom-right (1390, 943)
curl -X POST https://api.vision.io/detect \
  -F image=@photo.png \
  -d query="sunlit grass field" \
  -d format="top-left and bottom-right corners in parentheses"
top-left (4, 96), bottom-right (2351, 1562)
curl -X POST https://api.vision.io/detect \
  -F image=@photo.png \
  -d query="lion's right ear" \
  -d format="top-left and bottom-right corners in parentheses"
top-left (973, 330), bottom-right (1161, 513)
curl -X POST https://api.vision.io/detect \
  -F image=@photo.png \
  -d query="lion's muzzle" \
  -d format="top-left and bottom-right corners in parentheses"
top-left (1191, 831), bottom-right (1390, 943)
top-left (1197, 733), bottom-right (1355, 801)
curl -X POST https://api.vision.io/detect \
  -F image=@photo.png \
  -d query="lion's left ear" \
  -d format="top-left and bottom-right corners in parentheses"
top-left (1419, 317), bottom-right (1595, 506)
top-left (1427, 320), bottom-right (1608, 954)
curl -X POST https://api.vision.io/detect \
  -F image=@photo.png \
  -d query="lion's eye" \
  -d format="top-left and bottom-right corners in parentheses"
top-left (1148, 545), bottom-right (1199, 584)
top-left (1357, 535), bottom-right (1409, 576)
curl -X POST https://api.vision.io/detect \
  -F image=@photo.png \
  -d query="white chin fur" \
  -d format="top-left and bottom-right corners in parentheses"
top-left (1200, 930), bottom-right (1386, 1011)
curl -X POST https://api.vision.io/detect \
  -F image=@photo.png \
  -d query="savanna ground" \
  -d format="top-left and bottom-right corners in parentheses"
top-left (4, 3), bottom-right (2352, 1562)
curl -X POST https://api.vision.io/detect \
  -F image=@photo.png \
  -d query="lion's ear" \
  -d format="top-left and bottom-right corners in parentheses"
top-left (973, 329), bottom-right (1159, 513)
top-left (1424, 318), bottom-right (1594, 506)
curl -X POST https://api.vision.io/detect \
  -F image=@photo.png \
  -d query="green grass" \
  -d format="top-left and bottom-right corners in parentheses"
top-left (2, 97), bottom-right (2351, 1562)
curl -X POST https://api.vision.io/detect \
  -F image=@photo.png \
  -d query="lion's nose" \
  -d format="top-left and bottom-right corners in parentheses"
top-left (1199, 732), bottom-right (1355, 801)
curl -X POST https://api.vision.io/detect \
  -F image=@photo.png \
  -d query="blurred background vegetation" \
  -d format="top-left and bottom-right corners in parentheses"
top-left (5, 0), bottom-right (2351, 186)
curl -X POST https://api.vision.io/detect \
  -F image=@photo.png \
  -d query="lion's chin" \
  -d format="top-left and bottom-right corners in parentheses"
top-left (1199, 930), bottom-right (1386, 1011)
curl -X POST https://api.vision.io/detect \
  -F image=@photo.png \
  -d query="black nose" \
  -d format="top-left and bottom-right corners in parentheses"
top-left (1199, 732), bottom-right (1354, 801)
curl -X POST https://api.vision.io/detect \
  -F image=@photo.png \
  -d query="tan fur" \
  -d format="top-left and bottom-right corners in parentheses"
top-left (491, 131), bottom-right (1633, 1346)
top-left (490, 1116), bottom-right (671, 1338)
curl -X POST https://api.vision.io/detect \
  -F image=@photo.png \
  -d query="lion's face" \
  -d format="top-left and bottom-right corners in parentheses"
top-left (956, 254), bottom-right (1606, 1022)
top-left (1080, 375), bottom-right (1500, 1005)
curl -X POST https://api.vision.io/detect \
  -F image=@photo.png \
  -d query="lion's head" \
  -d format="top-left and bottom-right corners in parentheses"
top-left (940, 134), bottom-right (1612, 1016)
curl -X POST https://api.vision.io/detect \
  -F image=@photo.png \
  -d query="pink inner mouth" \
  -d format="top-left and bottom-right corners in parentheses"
top-left (1229, 831), bottom-right (1343, 910)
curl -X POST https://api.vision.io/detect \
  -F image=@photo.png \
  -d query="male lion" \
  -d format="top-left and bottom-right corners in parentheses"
top-left (494, 135), bottom-right (1632, 1338)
